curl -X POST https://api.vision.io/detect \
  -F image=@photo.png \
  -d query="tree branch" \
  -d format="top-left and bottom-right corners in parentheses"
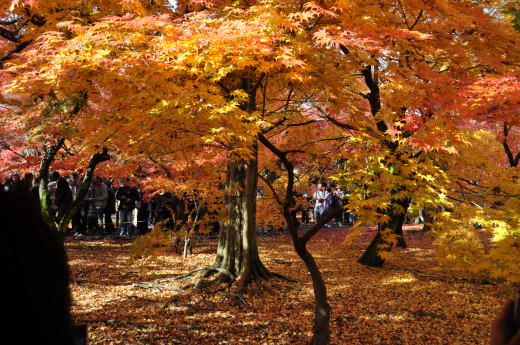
top-left (311, 103), bottom-right (357, 131)
top-left (0, 18), bottom-right (19, 25)
top-left (0, 26), bottom-right (20, 42)
top-left (258, 173), bottom-right (283, 207)
top-left (0, 40), bottom-right (31, 63)
top-left (262, 117), bottom-right (288, 134)
top-left (397, 0), bottom-right (411, 29)
top-left (410, 10), bottom-right (424, 30)
top-left (502, 121), bottom-right (519, 167)
top-left (300, 206), bottom-right (343, 246)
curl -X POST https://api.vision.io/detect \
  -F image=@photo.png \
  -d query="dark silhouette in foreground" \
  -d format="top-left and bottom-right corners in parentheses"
top-left (2, 182), bottom-right (75, 345)
top-left (491, 299), bottom-right (520, 345)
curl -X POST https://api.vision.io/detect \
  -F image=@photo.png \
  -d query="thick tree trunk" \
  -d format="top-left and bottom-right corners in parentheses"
top-left (38, 139), bottom-right (65, 229)
top-left (57, 149), bottom-right (110, 234)
top-left (213, 148), bottom-right (270, 289)
top-left (358, 197), bottom-right (411, 266)
top-left (358, 231), bottom-right (385, 267)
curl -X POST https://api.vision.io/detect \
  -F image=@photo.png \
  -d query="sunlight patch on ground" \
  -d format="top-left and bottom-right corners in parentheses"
top-left (380, 274), bottom-right (417, 285)
top-left (360, 313), bottom-right (408, 322)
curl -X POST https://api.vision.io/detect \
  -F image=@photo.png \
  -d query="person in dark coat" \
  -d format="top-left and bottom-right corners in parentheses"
top-left (104, 179), bottom-right (116, 233)
top-left (116, 178), bottom-right (140, 236)
top-left (55, 177), bottom-right (72, 224)
top-left (136, 189), bottom-right (150, 234)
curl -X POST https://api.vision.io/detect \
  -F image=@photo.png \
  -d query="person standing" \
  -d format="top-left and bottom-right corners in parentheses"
top-left (47, 171), bottom-right (60, 218)
top-left (22, 172), bottom-right (34, 191)
top-left (104, 179), bottom-right (116, 233)
top-left (55, 177), bottom-right (72, 225)
top-left (333, 187), bottom-right (345, 226)
top-left (69, 172), bottom-right (85, 236)
top-left (302, 192), bottom-right (311, 224)
top-left (116, 178), bottom-right (139, 236)
top-left (136, 189), bottom-right (150, 234)
top-left (3, 172), bottom-right (20, 192)
top-left (89, 176), bottom-right (108, 234)
top-left (313, 183), bottom-right (330, 224)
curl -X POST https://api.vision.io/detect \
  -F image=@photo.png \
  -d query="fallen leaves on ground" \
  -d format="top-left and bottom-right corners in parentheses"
top-left (67, 226), bottom-right (511, 345)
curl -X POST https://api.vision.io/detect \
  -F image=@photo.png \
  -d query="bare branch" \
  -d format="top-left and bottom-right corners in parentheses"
top-left (262, 117), bottom-right (288, 134)
top-left (0, 40), bottom-right (31, 63)
top-left (311, 103), bottom-right (357, 131)
top-left (258, 173), bottom-right (283, 207)
top-left (0, 18), bottom-right (19, 25)
top-left (397, 0), bottom-right (411, 29)
top-left (410, 10), bottom-right (424, 30)
top-left (300, 207), bottom-right (343, 245)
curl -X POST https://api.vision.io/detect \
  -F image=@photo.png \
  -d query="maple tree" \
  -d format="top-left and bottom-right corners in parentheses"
top-left (2, 2), bottom-right (270, 290)
top-left (1, 3), bottom-right (356, 342)
top-left (293, 0), bottom-right (520, 269)
top-left (0, 0), bottom-right (173, 230)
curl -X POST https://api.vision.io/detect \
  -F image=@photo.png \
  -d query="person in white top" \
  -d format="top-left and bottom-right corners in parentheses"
top-left (313, 183), bottom-right (329, 224)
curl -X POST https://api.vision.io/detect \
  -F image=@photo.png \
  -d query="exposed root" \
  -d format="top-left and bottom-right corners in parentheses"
top-left (173, 266), bottom-right (235, 282)
top-left (221, 292), bottom-right (255, 311)
top-left (137, 262), bottom-right (297, 296)
top-left (191, 271), bottom-right (233, 291)
top-left (266, 258), bottom-right (294, 265)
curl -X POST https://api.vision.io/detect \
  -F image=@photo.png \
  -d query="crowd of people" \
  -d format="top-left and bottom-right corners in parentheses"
top-left (3, 171), bottom-right (357, 238)
top-left (287, 182), bottom-right (356, 229)
top-left (2, 171), bottom-right (199, 239)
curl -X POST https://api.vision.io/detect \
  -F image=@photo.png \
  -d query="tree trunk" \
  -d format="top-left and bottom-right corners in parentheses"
top-left (213, 147), bottom-right (270, 289)
top-left (57, 148), bottom-right (109, 235)
top-left (183, 235), bottom-right (192, 258)
top-left (258, 132), bottom-right (342, 345)
top-left (298, 245), bottom-right (330, 345)
top-left (284, 209), bottom-right (343, 345)
top-left (358, 197), bottom-right (410, 266)
top-left (358, 231), bottom-right (385, 267)
top-left (38, 139), bottom-right (65, 229)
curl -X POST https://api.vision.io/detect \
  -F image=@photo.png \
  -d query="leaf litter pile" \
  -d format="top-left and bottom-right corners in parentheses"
top-left (67, 226), bottom-right (510, 345)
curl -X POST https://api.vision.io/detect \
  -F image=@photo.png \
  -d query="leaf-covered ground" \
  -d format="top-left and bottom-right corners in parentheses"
top-left (66, 226), bottom-right (511, 345)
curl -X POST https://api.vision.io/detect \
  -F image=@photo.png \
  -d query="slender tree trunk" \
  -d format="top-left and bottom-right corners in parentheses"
top-left (57, 148), bottom-right (110, 234)
top-left (213, 146), bottom-right (270, 289)
top-left (294, 241), bottom-right (331, 345)
top-left (183, 236), bottom-right (192, 258)
top-left (183, 201), bottom-right (198, 259)
top-left (38, 139), bottom-right (65, 229)
top-left (257, 133), bottom-right (344, 345)
top-left (358, 197), bottom-right (411, 266)
top-left (284, 208), bottom-right (343, 345)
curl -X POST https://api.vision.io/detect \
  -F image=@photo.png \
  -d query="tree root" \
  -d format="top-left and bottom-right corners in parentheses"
top-left (174, 266), bottom-right (235, 282)
top-left (78, 319), bottom-right (149, 328)
top-left (131, 263), bottom-right (298, 297)
top-left (221, 292), bottom-right (255, 311)
top-left (133, 282), bottom-right (183, 293)
top-left (266, 258), bottom-right (294, 265)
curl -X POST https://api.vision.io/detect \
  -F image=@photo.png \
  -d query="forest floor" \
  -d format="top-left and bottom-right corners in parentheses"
top-left (66, 225), bottom-right (512, 345)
